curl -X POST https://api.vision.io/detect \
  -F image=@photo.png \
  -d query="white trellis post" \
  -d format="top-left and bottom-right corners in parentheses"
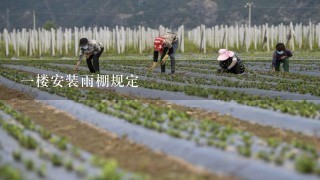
top-left (199, 24), bottom-right (206, 53)
top-left (115, 26), bottom-right (121, 54)
top-left (4, 29), bottom-right (9, 57)
top-left (28, 30), bottom-right (33, 56)
top-left (138, 26), bottom-right (142, 54)
top-left (121, 26), bottom-right (125, 53)
top-left (266, 23), bottom-right (270, 51)
top-left (254, 25), bottom-right (257, 50)
top-left (10, 29), bottom-right (16, 56)
top-left (180, 25), bottom-right (184, 53)
top-left (309, 21), bottom-right (313, 50)
top-left (317, 23), bottom-right (320, 49)
top-left (0, 31), bottom-right (2, 51)
top-left (74, 27), bottom-right (79, 56)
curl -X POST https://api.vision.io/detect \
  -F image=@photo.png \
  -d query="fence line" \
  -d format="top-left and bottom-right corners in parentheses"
top-left (188, 22), bottom-right (320, 52)
top-left (1, 23), bottom-right (320, 57)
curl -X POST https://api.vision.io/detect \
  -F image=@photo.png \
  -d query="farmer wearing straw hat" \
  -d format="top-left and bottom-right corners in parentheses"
top-left (272, 43), bottom-right (292, 72)
top-left (74, 38), bottom-right (104, 73)
top-left (217, 49), bottom-right (245, 74)
top-left (149, 32), bottom-right (179, 74)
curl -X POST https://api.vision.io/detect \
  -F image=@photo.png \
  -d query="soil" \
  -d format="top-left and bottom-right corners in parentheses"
top-left (0, 85), bottom-right (227, 180)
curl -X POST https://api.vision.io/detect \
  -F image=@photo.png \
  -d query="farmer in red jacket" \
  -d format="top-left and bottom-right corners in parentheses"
top-left (150, 32), bottom-right (179, 74)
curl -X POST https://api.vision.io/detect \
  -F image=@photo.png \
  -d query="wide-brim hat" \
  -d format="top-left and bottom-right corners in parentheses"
top-left (217, 49), bottom-right (235, 61)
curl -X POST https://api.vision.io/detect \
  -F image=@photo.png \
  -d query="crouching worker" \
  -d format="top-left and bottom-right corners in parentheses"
top-left (74, 38), bottom-right (104, 73)
top-left (272, 43), bottom-right (292, 72)
top-left (217, 49), bottom-right (245, 74)
top-left (149, 32), bottom-right (179, 74)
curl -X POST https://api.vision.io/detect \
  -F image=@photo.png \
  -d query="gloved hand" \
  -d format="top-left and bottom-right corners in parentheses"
top-left (73, 67), bottom-right (78, 74)
top-left (217, 69), bottom-right (229, 73)
top-left (148, 62), bottom-right (159, 72)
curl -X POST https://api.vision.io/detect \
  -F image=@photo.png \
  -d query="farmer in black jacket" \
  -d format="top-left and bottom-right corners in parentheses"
top-left (74, 38), bottom-right (104, 73)
top-left (272, 43), bottom-right (293, 72)
top-left (217, 49), bottom-right (245, 74)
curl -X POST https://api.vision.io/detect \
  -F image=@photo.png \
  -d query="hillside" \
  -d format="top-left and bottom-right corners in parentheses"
top-left (1, 0), bottom-right (319, 30)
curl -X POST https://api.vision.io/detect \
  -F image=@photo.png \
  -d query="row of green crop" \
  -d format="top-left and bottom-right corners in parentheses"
top-left (94, 62), bottom-right (320, 97)
top-left (1, 67), bottom-right (320, 175)
top-left (23, 59), bottom-right (320, 96)
top-left (104, 61), bottom-right (320, 88)
top-left (172, 60), bottom-right (320, 70)
top-left (64, 57), bottom-right (316, 86)
top-left (0, 101), bottom-right (125, 179)
top-left (100, 59), bottom-right (320, 84)
top-left (9, 61), bottom-right (320, 118)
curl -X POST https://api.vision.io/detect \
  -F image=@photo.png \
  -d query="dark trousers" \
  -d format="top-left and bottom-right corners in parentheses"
top-left (86, 48), bottom-right (104, 73)
top-left (275, 58), bottom-right (289, 72)
top-left (161, 40), bottom-right (178, 73)
top-left (229, 60), bottom-right (245, 74)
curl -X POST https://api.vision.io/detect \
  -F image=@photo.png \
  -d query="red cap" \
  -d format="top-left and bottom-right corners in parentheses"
top-left (154, 37), bottom-right (164, 51)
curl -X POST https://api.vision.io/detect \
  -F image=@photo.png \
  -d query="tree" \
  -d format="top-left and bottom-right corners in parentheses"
top-left (43, 21), bottom-right (56, 30)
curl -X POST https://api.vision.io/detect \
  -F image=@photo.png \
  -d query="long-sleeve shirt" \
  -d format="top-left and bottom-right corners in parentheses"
top-left (219, 55), bottom-right (245, 74)
top-left (272, 49), bottom-right (292, 68)
top-left (161, 32), bottom-right (178, 49)
top-left (219, 55), bottom-right (237, 70)
top-left (78, 40), bottom-right (104, 62)
top-left (228, 55), bottom-right (238, 69)
top-left (153, 32), bottom-right (178, 61)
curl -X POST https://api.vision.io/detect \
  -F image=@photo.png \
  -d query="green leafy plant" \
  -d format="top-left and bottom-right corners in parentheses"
top-left (71, 147), bottom-right (81, 158)
top-left (237, 145), bottom-right (251, 157)
top-left (64, 159), bottom-right (74, 171)
top-left (38, 128), bottom-right (52, 140)
top-left (75, 165), bottom-right (86, 177)
top-left (267, 138), bottom-right (281, 148)
top-left (274, 156), bottom-right (284, 166)
top-left (256, 151), bottom-right (271, 162)
top-left (295, 153), bottom-right (316, 174)
top-left (0, 165), bottom-right (22, 180)
top-left (51, 153), bottom-right (63, 166)
top-left (12, 150), bottom-right (22, 161)
top-left (56, 137), bottom-right (68, 151)
top-left (98, 160), bottom-right (122, 180)
top-left (36, 163), bottom-right (47, 178)
top-left (24, 159), bottom-right (35, 171)
top-left (20, 135), bottom-right (38, 150)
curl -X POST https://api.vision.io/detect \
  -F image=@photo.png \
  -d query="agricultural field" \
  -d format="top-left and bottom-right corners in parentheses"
top-left (0, 51), bottom-right (320, 180)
